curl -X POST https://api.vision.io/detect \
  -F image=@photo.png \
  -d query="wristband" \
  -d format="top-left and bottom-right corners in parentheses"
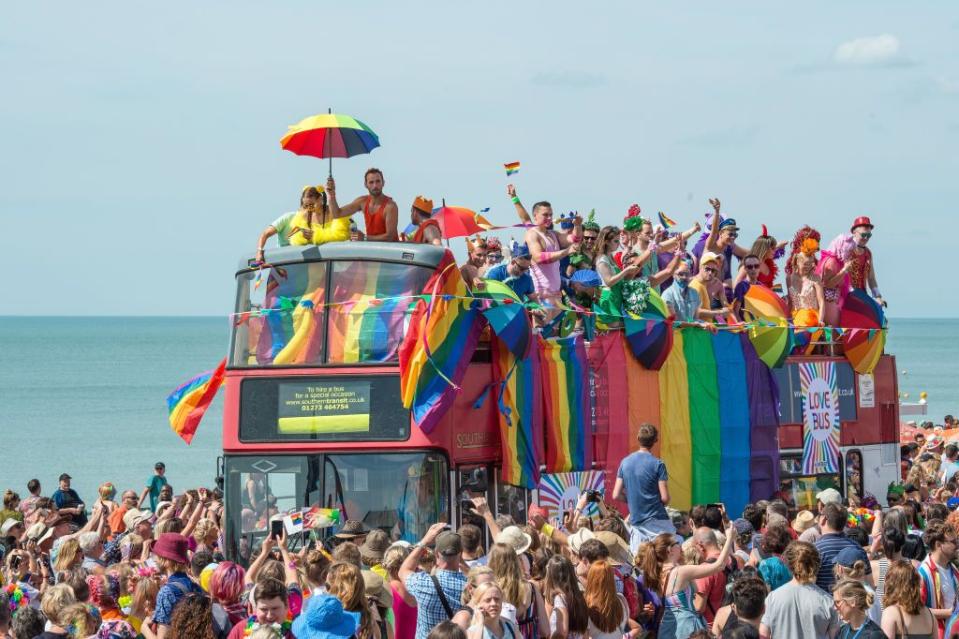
top-left (541, 524), bottom-right (555, 538)
top-left (511, 196), bottom-right (521, 205)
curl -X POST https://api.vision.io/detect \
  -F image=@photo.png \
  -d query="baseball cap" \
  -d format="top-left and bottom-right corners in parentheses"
top-left (1, 518), bottom-right (23, 536)
top-left (434, 531), bottom-right (462, 557)
top-left (123, 509), bottom-right (153, 531)
top-left (59, 473), bottom-right (72, 482)
top-left (718, 218), bottom-right (740, 232)
top-left (835, 546), bottom-right (872, 574)
top-left (155, 462), bottom-right (166, 470)
top-left (816, 488), bottom-right (842, 505)
top-left (947, 497), bottom-right (959, 511)
top-left (733, 518), bottom-right (754, 537)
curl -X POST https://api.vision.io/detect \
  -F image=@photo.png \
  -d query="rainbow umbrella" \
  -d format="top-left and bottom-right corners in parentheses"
top-left (475, 280), bottom-right (531, 359)
top-left (280, 110), bottom-right (380, 176)
top-left (433, 204), bottom-right (494, 239)
top-left (841, 289), bottom-right (886, 374)
top-left (623, 288), bottom-right (674, 370)
top-left (742, 283), bottom-right (792, 369)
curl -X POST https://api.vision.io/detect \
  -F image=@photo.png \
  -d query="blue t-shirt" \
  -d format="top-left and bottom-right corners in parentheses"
top-left (154, 572), bottom-right (203, 625)
top-left (147, 474), bottom-right (168, 511)
top-left (616, 450), bottom-right (668, 526)
top-left (484, 264), bottom-right (534, 298)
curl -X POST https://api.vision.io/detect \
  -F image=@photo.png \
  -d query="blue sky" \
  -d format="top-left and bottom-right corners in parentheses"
top-left (3, 2), bottom-right (957, 316)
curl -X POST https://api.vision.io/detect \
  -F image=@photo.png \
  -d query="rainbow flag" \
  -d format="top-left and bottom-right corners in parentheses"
top-left (492, 338), bottom-right (543, 489)
top-left (658, 211), bottom-right (677, 228)
top-left (166, 359), bottom-right (227, 444)
top-left (398, 251), bottom-right (484, 433)
top-left (539, 335), bottom-right (591, 473)
top-left (504, 161), bottom-right (521, 176)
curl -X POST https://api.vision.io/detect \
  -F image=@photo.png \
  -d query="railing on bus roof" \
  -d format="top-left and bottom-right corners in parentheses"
top-left (231, 242), bottom-right (444, 368)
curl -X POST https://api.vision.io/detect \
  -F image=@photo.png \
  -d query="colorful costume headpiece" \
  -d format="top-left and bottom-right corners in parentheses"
top-left (302, 184), bottom-right (325, 195)
top-left (582, 209), bottom-right (600, 232)
top-left (623, 204), bottom-right (645, 232)
top-left (785, 225), bottom-right (821, 275)
top-left (466, 236), bottom-right (487, 253)
top-left (558, 211), bottom-right (577, 230)
top-left (486, 237), bottom-right (502, 252)
top-left (412, 195), bottom-right (433, 215)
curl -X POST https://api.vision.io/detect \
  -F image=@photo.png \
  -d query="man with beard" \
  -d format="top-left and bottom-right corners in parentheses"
top-left (460, 237), bottom-right (488, 290)
top-left (326, 168), bottom-right (399, 241)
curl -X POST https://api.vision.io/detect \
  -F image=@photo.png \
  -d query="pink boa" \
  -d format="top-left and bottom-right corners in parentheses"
top-left (816, 233), bottom-right (854, 307)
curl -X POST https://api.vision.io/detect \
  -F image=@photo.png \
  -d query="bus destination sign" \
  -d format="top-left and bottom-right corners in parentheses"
top-left (277, 380), bottom-right (371, 434)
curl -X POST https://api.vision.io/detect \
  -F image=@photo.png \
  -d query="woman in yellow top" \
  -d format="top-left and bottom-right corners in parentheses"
top-left (691, 251), bottom-right (736, 322)
top-left (255, 185), bottom-right (353, 260)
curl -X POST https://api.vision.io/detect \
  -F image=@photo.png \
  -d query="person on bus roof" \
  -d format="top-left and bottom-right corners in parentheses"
top-left (254, 185), bottom-right (353, 261)
top-left (326, 168), bottom-right (399, 242)
top-left (408, 196), bottom-right (441, 246)
top-left (484, 243), bottom-right (534, 300)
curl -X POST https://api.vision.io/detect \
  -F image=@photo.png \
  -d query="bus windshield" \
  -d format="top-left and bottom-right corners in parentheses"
top-left (223, 451), bottom-right (449, 564)
top-left (232, 260), bottom-right (433, 367)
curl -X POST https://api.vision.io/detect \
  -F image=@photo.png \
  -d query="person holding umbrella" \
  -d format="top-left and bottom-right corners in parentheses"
top-left (327, 169), bottom-right (399, 242)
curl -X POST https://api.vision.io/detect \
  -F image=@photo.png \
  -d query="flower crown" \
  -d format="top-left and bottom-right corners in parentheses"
top-left (623, 204), bottom-right (646, 232)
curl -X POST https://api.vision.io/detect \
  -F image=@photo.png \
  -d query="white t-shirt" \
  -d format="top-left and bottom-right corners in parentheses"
top-left (550, 594), bottom-right (585, 639)
top-left (940, 563), bottom-right (957, 610)
top-left (761, 581), bottom-right (839, 639)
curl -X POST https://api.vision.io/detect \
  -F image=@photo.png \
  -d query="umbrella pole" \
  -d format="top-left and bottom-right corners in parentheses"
top-left (327, 107), bottom-right (333, 179)
top-left (442, 198), bottom-right (449, 247)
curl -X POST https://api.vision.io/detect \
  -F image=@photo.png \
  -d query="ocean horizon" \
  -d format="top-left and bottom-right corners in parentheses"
top-left (1, 316), bottom-right (955, 502)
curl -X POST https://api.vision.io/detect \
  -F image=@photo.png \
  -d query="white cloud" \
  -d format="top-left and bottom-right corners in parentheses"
top-left (834, 34), bottom-right (901, 65)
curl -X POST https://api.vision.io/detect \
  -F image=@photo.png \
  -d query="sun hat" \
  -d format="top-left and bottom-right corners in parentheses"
top-left (359, 529), bottom-right (390, 564)
top-left (152, 532), bottom-right (190, 565)
top-left (567, 528), bottom-right (596, 555)
top-left (361, 570), bottom-right (393, 609)
top-left (733, 518), bottom-right (755, 537)
top-left (926, 434), bottom-right (945, 451)
top-left (123, 509), bottom-right (153, 532)
top-left (850, 216), bottom-right (874, 232)
top-left (594, 531), bottom-right (633, 567)
top-left (155, 501), bottom-right (174, 518)
top-left (25, 521), bottom-right (54, 544)
top-left (291, 593), bottom-right (360, 639)
top-left (791, 510), bottom-right (817, 534)
top-left (435, 530), bottom-right (463, 557)
top-left (570, 269), bottom-right (602, 288)
top-left (387, 540), bottom-right (412, 551)
top-left (700, 251), bottom-right (722, 268)
top-left (334, 520), bottom-right (370, 540)
top-left (816, 488), bottom-right (842, 506)
top-left (1, 518), bottom-right (23, 536)
top-left (495, 526), bottom-right (533, 555)
top-left (718, 218), bottom-right (739, 232)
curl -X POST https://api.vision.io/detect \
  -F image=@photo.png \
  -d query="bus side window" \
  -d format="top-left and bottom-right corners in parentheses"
top-left (845, 450), bottom-right (864, 507)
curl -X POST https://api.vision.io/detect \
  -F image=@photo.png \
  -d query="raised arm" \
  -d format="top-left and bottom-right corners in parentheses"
top-left (658, 222), bottom-right (701, 252)
top-left (647, 249), bottom-right (684, 288)
top-left (245, 536), bottom-right (276, 585)
top-left (704, 198), bottom-right (721, 249)
top-left (469, 496), bottom-right (502, 541)
top-left (325, 177), bottom-right (364, 218)
top-left (399, 522), bottom-right (448, 583)
top-left (555, 215), bottom-right (583, 249)
top-left (678, 524), bottom-right (736, 582)
top-left (507, 184), bottom-right (532, 224)
top-left (277, 529), bottom-right (299, 587)
top-left (255, 226), bottom-right (279, 262)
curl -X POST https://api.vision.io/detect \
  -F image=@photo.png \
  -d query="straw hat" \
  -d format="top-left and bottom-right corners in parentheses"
top-left (359, 529), bottom-right (390, 564)
top-left (594, 531), bottom-right (633, 567)
top-left (792, 510), bottom-right (817, 534)
top-left (495, 526), bottom-right (532, 555)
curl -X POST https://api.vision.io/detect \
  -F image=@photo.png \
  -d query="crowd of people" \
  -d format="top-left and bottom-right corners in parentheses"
top-left (2, 417), bottom-right (959, 639)
top-left (253, 169), bottom-right (886, 334)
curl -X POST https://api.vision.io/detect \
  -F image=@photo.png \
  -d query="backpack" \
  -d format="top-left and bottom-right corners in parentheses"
top-left (614, 566), bottom-right (641, 620)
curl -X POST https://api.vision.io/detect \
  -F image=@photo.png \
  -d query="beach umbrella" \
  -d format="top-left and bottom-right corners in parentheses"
top-left (433, 203), bottom-right (494, 239)
top-left (841, 289), bottom-right (886, 374)
top-left (280, 109), bottom-right (380, 176)
top-left (742, 283), bottom-right (792, 369)
top-left (623, 288), bottom-right (674, 370)
top-left (475, 280), bottom-right (531, 359)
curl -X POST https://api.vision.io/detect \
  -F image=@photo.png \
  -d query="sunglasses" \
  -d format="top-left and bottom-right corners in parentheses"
top-left (704, 266), bottom-right (718, 274)
top-left (859, 232), bottom-right (873, 238)
top-left (745, 264), bottom-right (760, 270)
top-left (583, 236), bottom-right (597, 242)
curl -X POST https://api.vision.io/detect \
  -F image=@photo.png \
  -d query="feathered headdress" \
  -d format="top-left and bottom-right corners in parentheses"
top-left (486, 237), bottom-right (502, 251)
top-left (582, 209), bottom-right (600, 232)
top-left (785, 225), bottom-right (821, 275)
top-left (623, 204), bottom-right (645, 232)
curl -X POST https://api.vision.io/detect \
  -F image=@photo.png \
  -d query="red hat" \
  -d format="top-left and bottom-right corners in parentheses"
top-left (152, 532), bottom-right (190, 564)
top-left (850, 216), bottom-right (874, 232)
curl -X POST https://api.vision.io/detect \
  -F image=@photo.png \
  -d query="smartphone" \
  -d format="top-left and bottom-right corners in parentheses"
top-left (270, 519), bottom-right (284, 539)
top-left (11, 555), bottom-right (21, 571)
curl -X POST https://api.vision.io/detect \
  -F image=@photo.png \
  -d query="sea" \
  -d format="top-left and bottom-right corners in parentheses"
top-left (0, 316), bottom-right (955, 501)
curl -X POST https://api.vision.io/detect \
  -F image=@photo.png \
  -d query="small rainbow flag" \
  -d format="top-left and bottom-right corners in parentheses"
top-left (504, 161), bottom-right (521, 176)
top-left (658, 211), bottom-right (678, 229)
top-left (166, 358), bottom-right (227, 444)
top-left (539, 335), bottom-right (591, 473)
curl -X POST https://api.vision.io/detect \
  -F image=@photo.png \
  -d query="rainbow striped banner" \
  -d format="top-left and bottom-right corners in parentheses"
top-left (504, 161), bottom-right (521, 176)
top-left (800, 361), bottom-right (840, 475)
top-left (166, 358), bottom-right (227, 444)
top-left (492, 338), bottom-right (543, 488)
top-left (539, 335), bottom-right (591, 473)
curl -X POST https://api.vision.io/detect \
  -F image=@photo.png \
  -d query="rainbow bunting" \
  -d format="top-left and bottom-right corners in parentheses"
top-left (398, 251), bottom-right (484, 433)
top-left (504, 161), bottom-right (521, 176)
top-left (492, 338), bottom-right (543, 489)
top-left (166, 358), bottom-right (227, 444)
top-left (658, 211), bottom-right (677, 229)
top-left (539, 335), bottom-right (591, 473)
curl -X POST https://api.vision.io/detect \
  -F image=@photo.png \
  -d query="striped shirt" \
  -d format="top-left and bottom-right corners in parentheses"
top-left (814, 533), bottom-right (861, 592)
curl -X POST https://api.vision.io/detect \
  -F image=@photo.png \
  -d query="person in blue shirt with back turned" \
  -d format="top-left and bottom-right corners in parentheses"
top-left (612, 423), bottom-right (676, 554)
top-left (483, 242), bottom-right (534, 300)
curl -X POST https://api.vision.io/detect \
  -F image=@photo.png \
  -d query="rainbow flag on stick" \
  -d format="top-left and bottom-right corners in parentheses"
top-left (399, 251), bottom-right (484, 433)
top-left (539, 335), bottom-right (591, 473)
top-left (504, 161), bottom-right (520, 176)
top-left (166, 358), bottom-right (227, 444)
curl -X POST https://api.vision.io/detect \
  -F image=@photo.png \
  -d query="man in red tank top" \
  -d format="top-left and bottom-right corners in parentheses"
top-left (848, 216), bottom-right (884, 308)
top-left (326, 168), bottom-right (399, 241)
top-left (408, 195), bottom-right (442, 246)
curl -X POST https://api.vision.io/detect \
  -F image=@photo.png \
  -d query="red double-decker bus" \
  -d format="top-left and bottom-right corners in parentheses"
top-left (221, 242), bottom-right (900, 562)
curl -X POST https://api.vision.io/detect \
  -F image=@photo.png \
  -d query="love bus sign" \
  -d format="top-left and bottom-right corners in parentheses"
top-left (800, 361), bottom-right (841, 475)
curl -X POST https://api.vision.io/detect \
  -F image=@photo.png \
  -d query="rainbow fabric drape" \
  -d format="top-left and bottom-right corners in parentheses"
top-left (166, 358), bottom-right (227, 444)
top-left (398, 251), bottom-right (484, 433)
top-left (540, 335), bottom-right (592, 474)
top-left (492, 338), bottom-right (543, 488)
